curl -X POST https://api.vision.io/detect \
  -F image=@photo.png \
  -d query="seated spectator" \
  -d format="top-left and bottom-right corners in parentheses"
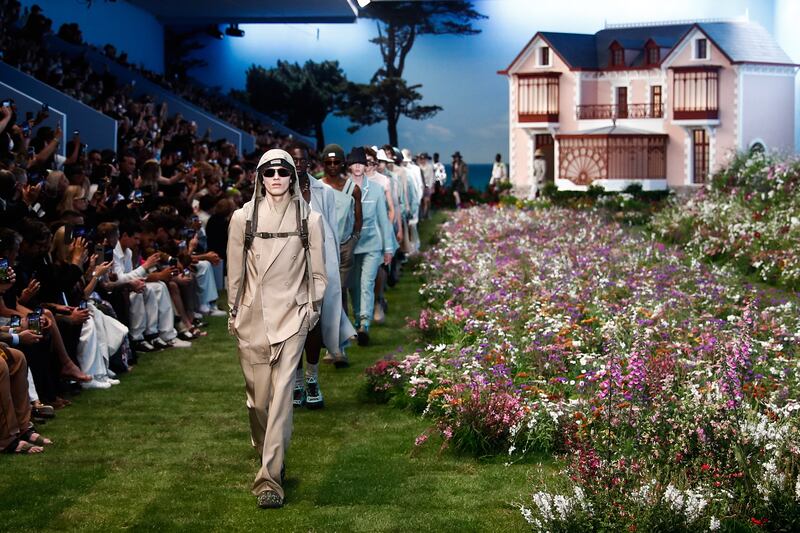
top-left (110, 220), bottom-right (190, 352)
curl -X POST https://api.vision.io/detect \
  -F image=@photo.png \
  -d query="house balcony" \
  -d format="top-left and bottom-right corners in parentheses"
top-left (576, 103), bottom-right (664, 120)
top-left (519, 111), bottom-right (560, 123)
top-left (672, 108), bottom-right (719, 121)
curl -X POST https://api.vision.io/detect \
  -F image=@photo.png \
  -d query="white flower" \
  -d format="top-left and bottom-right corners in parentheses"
top-left (709, 516), bottom-right (720, 530)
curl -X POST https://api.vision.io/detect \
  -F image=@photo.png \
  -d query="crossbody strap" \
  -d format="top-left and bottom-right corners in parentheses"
top-left (231, 196), bottom-right (259, 318)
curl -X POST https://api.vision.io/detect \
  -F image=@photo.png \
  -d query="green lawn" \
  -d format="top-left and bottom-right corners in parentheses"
top-left (1, 213), bottom-right (543, 532)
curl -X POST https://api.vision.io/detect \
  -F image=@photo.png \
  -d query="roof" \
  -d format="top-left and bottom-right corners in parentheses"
top-left (501, 20), bottom-right (797, 73)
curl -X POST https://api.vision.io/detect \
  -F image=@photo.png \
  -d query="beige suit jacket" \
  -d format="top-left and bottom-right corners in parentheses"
top-left (227, 197), bottom-right (327, 345)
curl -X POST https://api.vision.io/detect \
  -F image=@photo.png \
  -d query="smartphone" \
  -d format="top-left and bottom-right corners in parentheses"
top-left (96, 181), bottom-right (106, 194)
top-left (132, 189), bottom-right (144, 204)
top-left (103, 247), bottom-right (114, 263)
top-left (21, 123), bottom-right (30, 136)
top-left (27, 313), bottom-right (41, 335)
top-left (78, 300), bottom-right (88, 310)
top-left (0, 258), bottom-right (8, 282)
top-left (183, 268), bottom-right (192, 277)
top-left (9, 315), bottom-right (21, 328)
top-left (94, 243), bottom-right (104, 256)
top-left (168, 256), bottom-right (178, 267)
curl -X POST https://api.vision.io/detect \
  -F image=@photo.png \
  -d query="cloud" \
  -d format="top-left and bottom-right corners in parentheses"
top-left (424, 123), bottom-right (455, 141)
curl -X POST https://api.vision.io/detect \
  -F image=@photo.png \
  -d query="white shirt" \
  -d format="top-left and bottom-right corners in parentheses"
top-left (433, 162), bottom-right (446, 185)
top-left (113, 241), bottom-right (147, 284)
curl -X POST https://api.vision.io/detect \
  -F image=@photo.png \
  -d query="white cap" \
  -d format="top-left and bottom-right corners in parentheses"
top-left (401, 148), bottom-right (412, 162)
top-left (376, 149), bottom-right (393, 163)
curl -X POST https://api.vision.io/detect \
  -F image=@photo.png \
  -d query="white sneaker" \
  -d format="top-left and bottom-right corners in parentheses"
top-left (207, 308), bottom-right (227, 317)
top-left (82, 379), bottom-right (111, 390)
top-left (198, 304), bottom-right (211, 314)
top-left (168, 338), bottom-right (192, 348)
top-left (107, 378), bottom-right (121, 385)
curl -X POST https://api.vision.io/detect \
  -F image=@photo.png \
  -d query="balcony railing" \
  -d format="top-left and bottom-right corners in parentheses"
top-left (576, 103), bottom-right (664, 120)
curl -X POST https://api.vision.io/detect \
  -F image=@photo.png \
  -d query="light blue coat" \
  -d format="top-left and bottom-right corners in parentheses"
top-left (309, 176), bottom-right (356, 352)
top-left (352, 177), bottom-right (395, 255)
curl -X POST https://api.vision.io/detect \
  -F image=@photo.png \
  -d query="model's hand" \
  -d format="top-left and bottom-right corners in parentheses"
top-left (227, 313), bottom-right (235, 336)
top-left (383, 252), bottom-right (393, 266)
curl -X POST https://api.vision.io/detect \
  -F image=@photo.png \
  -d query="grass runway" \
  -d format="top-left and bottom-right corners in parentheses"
top-left (1, 214), bottom-right (543, 532)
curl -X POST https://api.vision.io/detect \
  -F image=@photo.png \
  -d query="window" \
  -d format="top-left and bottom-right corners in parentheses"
top-left (695, 38), bottom-right (708, 59)
top-left (517, 73), bottom-right (560, 122)
top-left (647, 46), bottom-right (660, 65)
top-left (692, 129), bottom-right (709, 183)
top-left (540, 46), bottom-right (550, 66)
top-left (673, 68), bottom-right (719, 119)
top-left (611, 48), bottom-right (624, 66)
top-left (650, 85), bottom-right (662, 117)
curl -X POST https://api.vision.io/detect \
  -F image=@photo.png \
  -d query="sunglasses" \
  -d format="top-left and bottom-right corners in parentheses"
top-left (324, 160), bottom-right (342, 166)
top-left (263, 168), bottom-right (291, 178)
top-left (366, 160), bottom-right (377, 166)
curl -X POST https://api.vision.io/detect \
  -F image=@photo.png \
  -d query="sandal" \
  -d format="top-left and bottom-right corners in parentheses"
top-left (190, 327), bottom-right (207, 337)
top-left (2, 438), bottom-right (44, 454)
top-left (31, 402), bottom-right (55, 419)
top-left (22, 428), bottom-right (52, 446)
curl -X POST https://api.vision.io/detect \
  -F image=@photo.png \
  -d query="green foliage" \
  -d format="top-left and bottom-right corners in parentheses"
top-left (242, 60), bottom-right (347, 149)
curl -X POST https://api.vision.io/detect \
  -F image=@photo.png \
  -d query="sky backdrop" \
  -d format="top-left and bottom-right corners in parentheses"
top-left (187, 0), bottom-right (800, 164)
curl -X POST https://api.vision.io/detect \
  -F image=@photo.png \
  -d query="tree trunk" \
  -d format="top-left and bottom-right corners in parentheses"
top-left (387, 116), bottom-right (398, 147)
top-left (315, 121), bottom-right (325, 151)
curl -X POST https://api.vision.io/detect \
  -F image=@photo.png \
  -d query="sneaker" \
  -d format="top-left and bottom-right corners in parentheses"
top-left (333, 352), bottom-right (350, 369)
top-left (132, 340), bottom-right (156, 352)
top-left (305, 376), bottom-right (324, 409)
top-left (107, 369), bottom-right (117, 379)
top-left (82, 379), bottom-right (111, 390)
top-left (152, 338), bottom-right (170, 350)
top-left (256, 490), bottom-right (283, 509)
top-left (357, 326), bottom-right (370, 347)
top-left (293, 384), bottom-right (305, 407)
top-left (177, 330), bottom-right (196, 341)
top-left (106, 377), bottom-right (121, 386)
top-left (207, 308), bottom-right (227, 317)
top-left (167, 338), bottom-right (192, 348)
top-left (322, 352), bottom-right (335, 364)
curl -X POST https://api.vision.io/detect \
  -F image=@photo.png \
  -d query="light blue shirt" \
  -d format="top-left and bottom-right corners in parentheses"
top-left (352, 177), bottom-right (394, 255)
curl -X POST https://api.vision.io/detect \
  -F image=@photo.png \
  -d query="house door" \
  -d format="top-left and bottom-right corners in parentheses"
top-left (534, 133), bottom-right (554, 186)
top-left (692, 129), bottom-right (709, 184)
top-left (616, 87), bottom-right (628, 118)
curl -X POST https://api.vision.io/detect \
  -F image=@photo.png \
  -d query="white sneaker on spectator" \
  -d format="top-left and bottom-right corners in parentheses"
top-left (168, 338), bottom-right (192, 348)
top-left (207, 308), bottom-right (227, 317)
top-left (106, 377), bottom-right (121, 386)
top-left (193, 312), bottom-right (203, 320)
top-left (82, 379), bottom-right (111, 390)
top-left (198, 304), bottom-right (211, 314)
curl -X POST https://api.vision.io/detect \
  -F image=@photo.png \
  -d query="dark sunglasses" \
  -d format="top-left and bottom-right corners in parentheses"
top-left (324, 159), bottom-right (342, 166)
top-left (366, 160), bottom-right (377, 166)
top-left (263, 168), bottom-right (291, 178)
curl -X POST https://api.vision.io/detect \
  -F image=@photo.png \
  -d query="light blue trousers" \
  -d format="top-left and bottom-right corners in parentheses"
top-left (349, 250), bottom-right (382, 329)
top-left (195, 260), bottom-right (219, 306)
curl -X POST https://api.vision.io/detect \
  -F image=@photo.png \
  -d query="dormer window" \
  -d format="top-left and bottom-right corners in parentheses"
top-left (540, 46), bottom-right (551, 66)
top-left (647, 46), bottom-right (659, 65)
top-left (609, 41), bottom-right (624, 67)
top-left (695, 38), bottom-right (708, 59)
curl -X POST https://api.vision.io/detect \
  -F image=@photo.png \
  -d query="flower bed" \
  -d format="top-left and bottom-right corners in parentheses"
top-left (366, 205), bottom-right (800, 530)
top-left (651, 152), bottom-right (800, 289)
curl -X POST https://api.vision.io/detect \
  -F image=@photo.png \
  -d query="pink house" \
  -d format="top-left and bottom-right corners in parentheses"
top-left (499, 20), bottom-right (798, 191)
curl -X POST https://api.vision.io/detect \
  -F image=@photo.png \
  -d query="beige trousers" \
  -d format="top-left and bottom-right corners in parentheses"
top-left (236, 290), bottom-right (309, 498)
top-left (0, 346), bottom-right (31, 450)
